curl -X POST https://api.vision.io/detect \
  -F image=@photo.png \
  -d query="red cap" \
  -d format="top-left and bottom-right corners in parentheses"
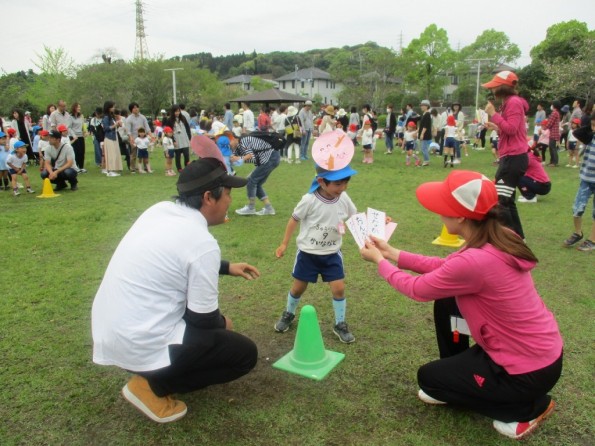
top-left (57, 124), bottom-right (68, 132)
top-left (447, 115), bottom-right (456, 126)
top-left (416, 170), bottom-right (498, 221)
top-left (482, 70), bottom-right (518, 89)
top-left (540, 119), bottom-right (548, 128)
top-left (571, 118), bottom-right (581, 125)
top-left (163, 126), bottom-right (173, 133)
top-left (7, 128), bottom-right (16, 135)
top-left (407, 121), bottom-right (416, 128)
top-left (153, 120), bottom-right (161, 126)
top-left (39, 130), bottom-right (50, 136)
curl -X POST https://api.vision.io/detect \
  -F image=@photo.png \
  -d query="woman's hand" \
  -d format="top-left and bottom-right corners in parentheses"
top-left (485, 102), bottom-right (496, 116)
top-left (360, 239), bottom-right (385, 264)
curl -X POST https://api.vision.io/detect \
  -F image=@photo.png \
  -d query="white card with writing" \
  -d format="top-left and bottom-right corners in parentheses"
top-left (346, 213), bottom-right (368, 248)
top-left (367, 208), bottom-right (386, 240)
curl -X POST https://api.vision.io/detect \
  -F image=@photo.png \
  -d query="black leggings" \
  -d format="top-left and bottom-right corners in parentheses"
top-left (174, 147), bottom-right (190, 171)
top-left (495, 153), bottom-right (529, 239)
top-left (419, 298), bottom-right (563, 422)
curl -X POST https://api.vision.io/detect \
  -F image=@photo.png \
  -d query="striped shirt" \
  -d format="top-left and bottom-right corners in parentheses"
top-left (580, 138), bottom-right (595, 183)
top-left (235, 136), bottom-right (274, 166)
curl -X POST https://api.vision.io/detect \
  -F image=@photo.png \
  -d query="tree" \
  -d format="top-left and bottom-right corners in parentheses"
top-left (33, 46), bottom-right (77, 78)
top-left (538, 37), bottom-right (595, 103)
top-left (530, 20), bottom-right (594, 62)
top-left (402, 25), bottom-right (456, 100)
top-left (460, 29), bottom-right (521, 70)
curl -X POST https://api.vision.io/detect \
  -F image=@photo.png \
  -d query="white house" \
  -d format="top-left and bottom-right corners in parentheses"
top-left (275, 67), bottom-right (342, 105)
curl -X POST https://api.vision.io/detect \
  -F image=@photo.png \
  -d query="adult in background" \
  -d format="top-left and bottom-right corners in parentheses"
top-left (484, 71), bottom-right (529, 240)
top-left (337, 108), bottom-right (349, 131)
top-left (223, 102), bottom-right (234, 130)
top-left (241, 102), bottom-right (255, 134)
top-left (232, 133), bottom-right (281, 216)
top-left (533, 103), bottom-right (546, 142)
top-left (384, 104), bottom-right (397, 155)
top-left (49, 100), bottom-right (70, 131)
top-left (88, 107), bottom-right (104, 168)
top-left (418, 100), bottom-right (433, 166)
top-left (92, 157), bottom-right (259, 423)
top-left (450, 102), bottom-right (465, 163)
top-left (42, 104), bottom-right (56, 131)
top-left (126, 102), bottom-right (152, 173)
top-left (542, 101), bottom-right (561, 167)
top-left (101, 101), bottom-right (124, 177)
top-left (359, 170), bottom-right (563, 441)
top-left (41, 130), bottom-right (78, 191)
top-left (559, 105), bottom-right (571, 149)
top-left (164, 104), bottom-right (191, 172)
top-left (10, 108), bottom-right (34, 159)
top-left (68, 102), bottom-right (87, 172)
top-left (298, 100), bottom-right (314, 160)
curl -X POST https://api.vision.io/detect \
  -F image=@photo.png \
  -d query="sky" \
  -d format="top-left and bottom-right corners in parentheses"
top-left (2, 0), bottom-right (594, 75)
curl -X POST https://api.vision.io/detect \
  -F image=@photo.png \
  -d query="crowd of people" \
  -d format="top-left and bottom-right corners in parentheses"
top-left (3, 69), bottom-right (595, 440)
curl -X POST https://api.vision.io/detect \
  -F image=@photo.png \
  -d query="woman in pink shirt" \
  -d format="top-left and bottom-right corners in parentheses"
top-left (360, 170), bottom-right (563, 440)
top-left (484, 71), bottom-right (529, 240)
top-left (518, 148), bottom-right (552, 203)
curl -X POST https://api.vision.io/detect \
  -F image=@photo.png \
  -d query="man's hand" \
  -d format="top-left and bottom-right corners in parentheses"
top-left (229, 263), bottom-right (260, 280)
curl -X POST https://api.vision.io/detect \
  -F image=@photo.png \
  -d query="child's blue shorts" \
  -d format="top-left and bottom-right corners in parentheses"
top-left (292, 250), bottom-right (345, 283)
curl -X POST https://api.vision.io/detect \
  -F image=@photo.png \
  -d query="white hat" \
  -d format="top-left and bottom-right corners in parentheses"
top-left (338, 108), bottom-right (347, 117)
top-left (160, 109), bottom-right (166, 113)
top-left (287, 106), bottom-right (298, 117)
top-left (304, 100), bottom-right (313, 106)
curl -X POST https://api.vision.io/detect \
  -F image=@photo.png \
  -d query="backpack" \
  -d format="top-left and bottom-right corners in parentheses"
top-left (285, 115), bottom-right (302, 138)
top-left (367, 113), bottom-right (378, 132)
top-left (244, 131), bottom-right (286, 151)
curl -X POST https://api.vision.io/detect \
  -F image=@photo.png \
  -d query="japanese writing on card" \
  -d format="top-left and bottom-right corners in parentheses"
top-left (346, 213), bottom-right (368, 248)
top-left (367, 208), bottom-right (386, 240)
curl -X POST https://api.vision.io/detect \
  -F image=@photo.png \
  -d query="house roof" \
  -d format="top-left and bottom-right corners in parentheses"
top-left (223, 74), bottom-right (253, 84)
top-left (230, 88), bottom-right (310, 104)
top-left (275, 67), bottom-right (331, 81)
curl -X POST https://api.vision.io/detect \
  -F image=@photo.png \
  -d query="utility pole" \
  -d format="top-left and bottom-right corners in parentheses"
top-left (134, 0), bottom-right (150, 60)
top-left (294, 65), bottom-right (298, 94)
top-left (164, 68), bottom-right (183, 104)
top-left (466, 58), bottom-right (493, 112)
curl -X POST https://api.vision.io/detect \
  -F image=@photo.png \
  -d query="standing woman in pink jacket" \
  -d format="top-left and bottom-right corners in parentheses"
top-left (360, 170), bottom-right (563, 440)
top-left (484, 71), bottom-right (529, 239)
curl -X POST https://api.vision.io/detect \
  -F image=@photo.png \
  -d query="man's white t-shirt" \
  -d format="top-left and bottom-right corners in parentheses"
top-left (92, 201), bottom-right (221, 372)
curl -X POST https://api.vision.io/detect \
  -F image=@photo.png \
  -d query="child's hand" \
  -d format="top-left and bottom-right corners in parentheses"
top-left (275, 244), bottom-right (287, 258)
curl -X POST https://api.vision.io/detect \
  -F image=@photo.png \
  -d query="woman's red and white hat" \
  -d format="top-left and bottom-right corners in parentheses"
top-left (482, 70), bottom-right (518, 89)
top-left (416, 170), bottom-right (498, 221)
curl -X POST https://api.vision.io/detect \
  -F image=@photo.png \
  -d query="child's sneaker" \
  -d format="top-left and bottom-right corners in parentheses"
top-left (274, 311), bottom-right (295, 333)
top-left (333, 322), bottom-right (355, 343)
top-left (563, 232), bottom-right (583, 247)
top-left (415, 160), bottom-right (421, 167)
top-left (26, 187), bottom-right (35, 194)
top-left (13, 188), bottom-right (20, 196)
top-left (576, 239), bottom-right (595, 252)
top-left (518, 196), bottom-right (537, 203)
top-left (493, 400), bottom-right (555, 440)
top-left (122, 375), bottom-right (187, 423)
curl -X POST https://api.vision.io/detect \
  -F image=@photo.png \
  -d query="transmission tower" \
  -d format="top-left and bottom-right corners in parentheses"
top-left (134, 0), bottom-right (150, 60)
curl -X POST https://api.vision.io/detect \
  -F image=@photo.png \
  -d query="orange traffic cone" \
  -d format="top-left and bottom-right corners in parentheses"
top-left (37, 178), bottom-right (60, 199)
top-left (432, 224), bottom-right (464, 248)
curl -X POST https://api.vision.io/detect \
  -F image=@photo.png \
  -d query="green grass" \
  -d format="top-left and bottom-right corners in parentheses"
top-left (1, 138), bottom-right (593, 446)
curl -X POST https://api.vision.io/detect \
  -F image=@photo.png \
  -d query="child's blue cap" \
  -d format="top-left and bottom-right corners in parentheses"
top-left (0, 131), bottom-right (5, 138)
top-left (308, 164), bottom-right (358, 193)
top-left (14, 141), bottom-right (27, 149)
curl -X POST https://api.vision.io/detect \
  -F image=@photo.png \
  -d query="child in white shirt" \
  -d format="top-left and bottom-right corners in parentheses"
top-left (6, 142), bottom-right (35, 195)
top-left (162, 126), bottom-right (176, 176)
top-left (403, 122), bottom-right (420, 166)
top-left (134, 127), bottom-right (153, 173)
top-left (443, 115), bottom-right (457, 167)
top-left (358, 121), bottom-right (374, 163)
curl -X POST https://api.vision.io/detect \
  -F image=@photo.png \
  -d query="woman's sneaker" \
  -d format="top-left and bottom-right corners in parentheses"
top-left (418, 389), bottom-right (447, 405)
top-left (563, 232), bottom-right (583, 247)
top-left (493, 400), bottom-right (555, 440)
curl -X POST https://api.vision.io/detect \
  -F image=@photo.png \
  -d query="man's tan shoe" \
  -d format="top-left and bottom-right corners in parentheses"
top-left (122, 375), bottom-right (187, 423)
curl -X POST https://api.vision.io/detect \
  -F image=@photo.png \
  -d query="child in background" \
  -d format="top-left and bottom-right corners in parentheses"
top-left (443, 115), bottom-right (457, 167)
top-left (7, 128), bottom-right (18, 151)
top-left (134, 128), bottom-right (153, 173)
top-left (566, 119), bottom-right (580, 168)
top-left (6, 141), bottom-right (35, 196)
top-left (215, 129), bottom-right (234, 174)
top-left (456, 126), bottom-right (469, 160)
top-left (162, 126), bottom-right (176, 176)
top-left (347, 124), bottom-right (358, 146)
top-left (32, 128), bottom-right (41, 165)
top-left (274, 164), bottom-right (359, 343)
top-left (490, 128), bottom-right (499, 165)
top-left (0, 131), bottom-right (10, 190)
top-left (359, 121), bottom-right (374, 163)
top-left (403, 121), bottom-right (420, 166)
top-left (232, 120), bottom-right (242, 139)
top-left (536, 119), bottom-right (550, 164)
top-left (37, 130), bottom-right (50, 169)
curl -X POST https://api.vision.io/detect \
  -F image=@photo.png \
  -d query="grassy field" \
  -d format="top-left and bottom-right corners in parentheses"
top-left (1, 137), bottom-right (593, 446)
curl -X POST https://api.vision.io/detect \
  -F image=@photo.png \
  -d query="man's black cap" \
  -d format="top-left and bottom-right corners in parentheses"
top-left (177, 158), bottom-right (247, 196)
